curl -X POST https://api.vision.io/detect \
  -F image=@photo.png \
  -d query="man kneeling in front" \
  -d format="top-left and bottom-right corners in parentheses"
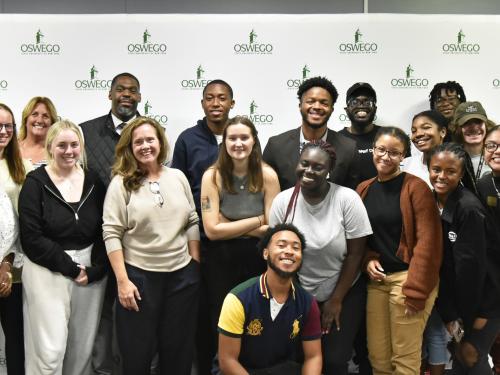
top-left (214, 223), bottom-right (322, 375)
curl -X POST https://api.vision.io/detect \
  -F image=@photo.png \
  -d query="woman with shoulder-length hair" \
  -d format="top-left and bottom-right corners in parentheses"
top-left (201, 115), bottom-right (280, 332)
top-left (19, 119), bottom-right (108, 375)
top-left (18, 96), bottom-right (58, 168)
top-left (357, 126), bottom-right (443, 375)
top-left (103, 117), bottom-right (200, 375)
top-left (0, 102), bottom-right (32, 375)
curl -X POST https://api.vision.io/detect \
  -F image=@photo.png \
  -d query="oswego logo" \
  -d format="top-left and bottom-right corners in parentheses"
top-left (180, 65), bottom-right (212, 90)
top-left (390, 65), bottom-right (429, 89)
top-left (143, 100), bottom-right (168, 125)
top-left (338, 28), bottom-right (378, 54)
top-left (128, 29), bottom-right (167, 55)
top-left (233, 29), bottom-right (273, 55)
top-left (286, 65), bottom-right (311, 89)
top-left (442, 29), bottom-right (480, 54)
top-left (493, 79), bottom-right (500, 89)
top-left (20, 29), bottom-right (61, 55)
top-left (0, 80), bottom-right (7, 90)
top-left (74, 65), bottom-right (112, 91)
top-left (244, 100), bottom-right (274, 125)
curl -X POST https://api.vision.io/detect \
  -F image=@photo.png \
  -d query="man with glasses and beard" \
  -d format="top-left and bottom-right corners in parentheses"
top-left (215, 224), bottom-right (322, 375)
top-left (263, 76), bottom-right (358, 190)
top-left (80, 72), bottom-right (141, 375)
top-left (339, 82), bottom-right (380, 187)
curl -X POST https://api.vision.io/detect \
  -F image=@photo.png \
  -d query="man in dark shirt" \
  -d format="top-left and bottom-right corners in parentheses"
top-left (339, 82), bottom-right (380, 187)
top-left (171, 79), bottom-right (234, 375)
top-left (263, 76), bottom-right (358, 190)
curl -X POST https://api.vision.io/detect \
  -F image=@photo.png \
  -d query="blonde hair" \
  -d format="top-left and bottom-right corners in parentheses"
top-left (19, 97), bottom-right (58, 141)
top-left (45, 119), bottom-right (87, 169)
top-left (112, 117), bottom-right (169, 192)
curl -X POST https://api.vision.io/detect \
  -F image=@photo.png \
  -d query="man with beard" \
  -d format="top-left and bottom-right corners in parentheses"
top-left (215, 223), bottom-right (322, 375)
top-left (263, 76), bottom-right (358, 190)
top-left (171, 79), bottom-right (235, 375)
top-left (429, 81), bottom-right (467, 141)
top-left (80, 72), bottom-right (141, 375)
top-left (80, 72), bottom-right (141, 187)
top-left (339, 82), bottom-right (380, 187)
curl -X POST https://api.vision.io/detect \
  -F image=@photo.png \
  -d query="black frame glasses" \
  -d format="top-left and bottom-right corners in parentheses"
top-left (484, 142), bottom-right (500, 153)
top-left (0, 124), bottom-right (14, 132)
top-left (373, 146), bottom-right (403, 159)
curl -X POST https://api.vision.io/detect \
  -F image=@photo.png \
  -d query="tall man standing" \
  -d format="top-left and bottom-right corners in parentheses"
top-left (80, 72), bottom-right (141, 375)
top-left (171, 79), bottom-right (235, 375)
top-left (263, 76), bottom-right (358, 190)
top-left (339, 82), bottom-right (380, 187)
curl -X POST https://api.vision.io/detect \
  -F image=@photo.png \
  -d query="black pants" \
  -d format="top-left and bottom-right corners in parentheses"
top-left (320, 277), bottom-right (366, 375)
top-left (0, 283), bottom-right (24, 375)
top-left (205, 237), bottom-right (266, 336)
top-left (116, 260), bottom-right (200, 375)
top-left (451, 317), bottom-right (500, 375)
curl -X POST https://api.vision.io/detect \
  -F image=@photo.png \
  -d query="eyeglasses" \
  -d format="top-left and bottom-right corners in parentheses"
top-left (0, 124), bottom-right (14, 132)
top-left (347, 98), bottom-right (375, 108)
top-left (373, 146), bottom-right (403, 159)
top-left (485, 142), bottom-right (500, 153)
top-left (435, 96), bottom-right (460, 106)
top-left (149, 182), bottom-right (164, 208)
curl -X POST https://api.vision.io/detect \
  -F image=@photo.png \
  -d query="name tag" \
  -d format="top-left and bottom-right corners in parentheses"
top-left (487, 195), bottom-right (498, 207)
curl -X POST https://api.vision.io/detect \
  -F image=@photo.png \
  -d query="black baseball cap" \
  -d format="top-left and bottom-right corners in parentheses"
top-left (346, 82), bottom-right (377, 104)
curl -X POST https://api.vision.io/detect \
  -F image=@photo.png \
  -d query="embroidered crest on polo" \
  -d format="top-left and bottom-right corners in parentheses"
top-left (448, 231), bottom-right (457, 242)
top-left (246, 319), bottom-right (263, 336)
top-left (465, 105), bottom-right (478, 113)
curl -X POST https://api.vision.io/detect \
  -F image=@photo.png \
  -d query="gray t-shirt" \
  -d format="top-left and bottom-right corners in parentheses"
top-left (269, 183), bottom-right (372, 302)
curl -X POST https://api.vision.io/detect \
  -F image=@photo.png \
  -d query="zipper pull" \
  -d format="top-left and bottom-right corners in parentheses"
top-left (75, 212), bottom-right (79, 222)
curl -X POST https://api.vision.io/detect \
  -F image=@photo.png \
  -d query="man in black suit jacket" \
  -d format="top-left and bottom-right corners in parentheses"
top-left (79, 72), bottom-right (141, 375)
top-left (80, 72), bottom-right (141, 187)
top-left (263, 76), bottom-right (358, 190)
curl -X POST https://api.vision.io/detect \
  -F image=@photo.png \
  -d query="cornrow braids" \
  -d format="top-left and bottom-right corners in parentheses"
top-left (429, 81), bottom-right (466, 110)
top-left (301, 140), bottom-right (337, 171)
top-left (427, 142), bottom-right (478, 196)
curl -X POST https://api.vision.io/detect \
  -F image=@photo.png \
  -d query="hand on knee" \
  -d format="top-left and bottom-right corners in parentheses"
top-left (460, 341), bottom-right (478, 368)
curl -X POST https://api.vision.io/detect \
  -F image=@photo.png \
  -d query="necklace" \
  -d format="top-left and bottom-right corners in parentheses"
top-left (492, 176), bottom-right (500, 198)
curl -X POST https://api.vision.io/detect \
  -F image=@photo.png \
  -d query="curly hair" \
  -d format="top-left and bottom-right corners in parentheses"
top-left (297, 76), bottom-right (338, 104)
top-left (429, 81), bottom-right (466, 110)
top-left (257, 223), bottom-right (307, 255)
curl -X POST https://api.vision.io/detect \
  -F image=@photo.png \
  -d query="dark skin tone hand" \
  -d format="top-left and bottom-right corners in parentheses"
top-left (0, 254), bottom-right (14, 297)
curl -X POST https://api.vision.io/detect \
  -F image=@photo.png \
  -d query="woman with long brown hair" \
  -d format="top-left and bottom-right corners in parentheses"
top-left (201, 115), bottom-right (280, 333)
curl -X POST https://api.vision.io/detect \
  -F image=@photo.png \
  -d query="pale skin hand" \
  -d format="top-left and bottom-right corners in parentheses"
top-left (108, 250), bottom-right (141, 312)
top-left (74, 266), bottom-right (88, 286)
top-left (366, 259), bottom-right (385, 281)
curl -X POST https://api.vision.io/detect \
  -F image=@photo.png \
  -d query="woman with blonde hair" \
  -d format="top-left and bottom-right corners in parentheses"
top-left (18, 96), bottom-right (58, 167)
top-left (201, 115), bottom-right (280, 333)
top-left (103, 117), bottom-right (200, 375)
top-left (19, 119), bottom-right (108, 375)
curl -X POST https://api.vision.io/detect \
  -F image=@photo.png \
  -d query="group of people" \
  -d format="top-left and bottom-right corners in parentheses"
top-left (0, 72), bottom-right (499, 375)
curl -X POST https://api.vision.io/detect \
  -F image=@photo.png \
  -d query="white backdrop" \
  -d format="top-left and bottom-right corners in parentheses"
top-left (1, 13), bottom-right (500, 372)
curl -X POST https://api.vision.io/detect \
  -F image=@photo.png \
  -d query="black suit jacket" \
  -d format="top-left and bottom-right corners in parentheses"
top-left (263, 127), bottom-right (359, 190)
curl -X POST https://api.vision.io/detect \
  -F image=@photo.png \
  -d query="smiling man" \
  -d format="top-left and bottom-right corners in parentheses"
top-left (339, 82), bottom-right (380, 187)
top-left (263, 76), bottom-right (358, 190)
top-left (215, 223), bottom-right (322, 375)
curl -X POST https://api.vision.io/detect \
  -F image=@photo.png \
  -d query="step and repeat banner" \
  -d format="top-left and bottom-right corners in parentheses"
top-left (0, 12), bottom-right (500, 370)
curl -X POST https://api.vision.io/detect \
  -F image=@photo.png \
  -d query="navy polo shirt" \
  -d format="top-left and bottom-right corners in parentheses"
top-left (217, 273), bottom-right (321, 370)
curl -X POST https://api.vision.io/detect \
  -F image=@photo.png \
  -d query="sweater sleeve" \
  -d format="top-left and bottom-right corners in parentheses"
top-left (102, 176), bottom-right (129, 254)
top-left (19, 176), bottom-right (80, 278)
top-left (402, 178), bottom-right (442, 311)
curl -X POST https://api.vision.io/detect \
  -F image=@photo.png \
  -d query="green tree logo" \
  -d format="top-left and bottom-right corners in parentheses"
top-left (90, 65), bottom-right (98, 80)
top-left (196, 65), bottom-right (204, 80)
top-left (144, 100), bottom-right (152, 115)
top-left (302, 65), bottom-right (310, 79)
top-left (457, 29), bottom-right (465, 44)
top-left (36, 29), bottom-right (44, 44)
top-left (406, 64), bottom-right (414, 78)
top-left (249, 29), bottom-right (257, 44)
top-left (354, 28), bottom-right (362, 43)
top-left (143, 29), bottom-right (151, 44)
top-left (250, 100), bottom-right (258, 115)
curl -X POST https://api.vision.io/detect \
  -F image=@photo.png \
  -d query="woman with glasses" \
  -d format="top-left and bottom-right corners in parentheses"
top-left (18, 97), bottom-right (58, 168)
top-left (0, 103), bottom-right (31, 375)
top-left (477, 125), bottom-right (500, 375)
top-left (102, 117), bottom-right (200, 375)
top-left (357, 126), bottom-right (442, 375)
top-left (200, 115), bottom-right (280, 334)
top-left (429, 143), bottom-right (500, 375)
top-left (269, 140), bottom-right (372, 375)
top-left (19, 120), bottom-right (108, 375)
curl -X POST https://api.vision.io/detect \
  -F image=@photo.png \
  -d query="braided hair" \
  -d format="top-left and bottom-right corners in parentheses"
top-left (429, 81), bottom-right (466, 110)
top-left (427, 142), bottom-right (478, 196)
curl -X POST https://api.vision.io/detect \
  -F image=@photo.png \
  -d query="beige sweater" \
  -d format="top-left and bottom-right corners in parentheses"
top-left (103, 166), bottom-right (199, 272)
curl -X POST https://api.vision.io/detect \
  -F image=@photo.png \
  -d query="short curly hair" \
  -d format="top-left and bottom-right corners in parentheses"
top-left (257, 223), bottom-right (306, 255)
top-left (297, 76), bottom-right (338, 104)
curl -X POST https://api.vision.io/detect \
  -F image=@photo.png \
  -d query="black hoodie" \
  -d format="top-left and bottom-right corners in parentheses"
top-left (19, 167), bottom-right (108, 283)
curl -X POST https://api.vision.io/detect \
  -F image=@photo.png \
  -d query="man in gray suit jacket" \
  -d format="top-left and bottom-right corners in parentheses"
top-left (263, 76), bottom-right (359, 190)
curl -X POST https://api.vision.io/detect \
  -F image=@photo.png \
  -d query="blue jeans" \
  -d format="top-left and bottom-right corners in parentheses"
top-left (423, 308), bottom-right (450, 365)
